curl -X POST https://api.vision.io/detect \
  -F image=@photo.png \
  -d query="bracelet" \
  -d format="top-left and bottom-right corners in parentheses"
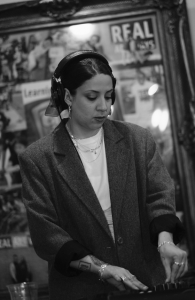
top-left (98, 264), bottom-right (108, 281)
top-left (157, 241), bottom-right (175, 252)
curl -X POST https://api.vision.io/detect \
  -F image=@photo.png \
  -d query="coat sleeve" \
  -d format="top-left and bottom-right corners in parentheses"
top-left (145, 130), bottom-right (184, 244)
top-left (18, 151), bottom-right (90, 276)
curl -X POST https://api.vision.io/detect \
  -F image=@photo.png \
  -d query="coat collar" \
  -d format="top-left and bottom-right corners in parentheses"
top-left (53, 119), bottom-right (122, 154)
top-left (53, 119), bottom-right (134, 240)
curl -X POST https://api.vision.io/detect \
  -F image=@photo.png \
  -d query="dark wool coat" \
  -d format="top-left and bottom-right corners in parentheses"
top-left (18, 119), bottom-right (176, 300)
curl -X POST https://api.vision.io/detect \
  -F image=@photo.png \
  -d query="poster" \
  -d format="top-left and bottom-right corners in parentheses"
top-left (0, 13), bottom-right (178, 289)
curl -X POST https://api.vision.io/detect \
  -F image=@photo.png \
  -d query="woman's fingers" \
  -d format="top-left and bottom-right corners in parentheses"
top-left (107, 274), bottom-right (147, 291)
top-left (113, 274), bottom-right (122, 281)
top-left (181, 259), bottom-right (188, 278)
top-left (160, 246), bottom-right (188, 283)
top-left (170, 261), bottom-right (182, 283)
top-left (161, 257), bottom-right (171, 283)
top-left (107, 278), bottom-right (126, 291)
top-left (175, 262), bottom-right (185, 280)
top-left (179, 252), bottom-right (188, 279)
top-left (162, 254), bottom-right (188, 283)
top-left (174, 253), bottom-right (188, 280)
top-left (121, 275), bottom-right (148, 291)
top-left (104, 266), bottom-right (148, 291)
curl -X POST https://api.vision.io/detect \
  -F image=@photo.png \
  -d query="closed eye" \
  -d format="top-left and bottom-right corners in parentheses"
top-left (87, 96), bottom-right (97, 101)
top-left (105, 96), bottom-right (112, 100)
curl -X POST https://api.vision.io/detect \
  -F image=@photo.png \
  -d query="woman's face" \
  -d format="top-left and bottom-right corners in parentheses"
top-left (69, 73), bottom-right (113, 138)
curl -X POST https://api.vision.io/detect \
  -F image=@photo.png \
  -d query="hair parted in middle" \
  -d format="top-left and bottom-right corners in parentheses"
top-left (45, 50), bottom-right (116, 117)
top-left (60, 57), bottom-right (116, 95)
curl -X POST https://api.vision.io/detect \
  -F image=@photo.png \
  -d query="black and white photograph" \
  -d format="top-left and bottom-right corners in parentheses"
top-left (0, 1), bottom-right (195, 299)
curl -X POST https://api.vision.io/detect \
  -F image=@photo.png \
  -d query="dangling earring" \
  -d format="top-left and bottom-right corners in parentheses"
top-left (68, 105), bottom-right (72, 119)
top-left (64, 89), bottom-right (72, 119)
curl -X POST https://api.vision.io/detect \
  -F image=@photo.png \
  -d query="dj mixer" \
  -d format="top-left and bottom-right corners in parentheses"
top-left (93, 278), bottom-right (195, 300)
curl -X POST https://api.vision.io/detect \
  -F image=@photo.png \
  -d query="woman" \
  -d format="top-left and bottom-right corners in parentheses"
top-left (18, 50), bottom-right (187, 300)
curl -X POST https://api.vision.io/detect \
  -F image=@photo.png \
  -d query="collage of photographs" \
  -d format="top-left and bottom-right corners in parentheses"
top-left (0, 13), bottom-right (182, 289)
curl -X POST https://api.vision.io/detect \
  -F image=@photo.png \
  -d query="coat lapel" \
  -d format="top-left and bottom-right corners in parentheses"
top-left (52, 120), bottom-right (136, 239)
top-left (53, 122), bottom-right (112, 239)
top-left (104, 120), bottom-right (137, 233)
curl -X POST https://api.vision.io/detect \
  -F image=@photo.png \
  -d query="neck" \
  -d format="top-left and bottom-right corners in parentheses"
top-left (66, 120), bottom-right (101, 139)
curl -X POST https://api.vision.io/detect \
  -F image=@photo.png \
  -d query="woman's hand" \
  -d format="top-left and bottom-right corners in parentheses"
top-left (70, 255), bottom-right (148, 291)
top-left (101, 265), bottom-right (148, 291)
top-left (159, 243), bottom-right (188, 283)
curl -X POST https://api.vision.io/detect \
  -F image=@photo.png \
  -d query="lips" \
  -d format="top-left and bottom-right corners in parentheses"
top-left (94, 116), bottom-right (107, 120)
top-left (95, 115), bottom-right (107, 118)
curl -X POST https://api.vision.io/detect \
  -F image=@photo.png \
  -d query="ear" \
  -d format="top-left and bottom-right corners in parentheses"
top-left (64, 88), bottom-right (72, 106)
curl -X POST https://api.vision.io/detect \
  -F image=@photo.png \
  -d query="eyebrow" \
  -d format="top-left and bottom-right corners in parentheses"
top-left (85, 89), bottom-right (113, 93)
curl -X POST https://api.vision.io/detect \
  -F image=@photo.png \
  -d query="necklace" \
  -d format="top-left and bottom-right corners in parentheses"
top-left (66, 124), bottom-right (103, 155)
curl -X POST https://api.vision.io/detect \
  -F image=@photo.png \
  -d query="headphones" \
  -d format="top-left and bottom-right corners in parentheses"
top-left (45, 50), bottom-right (116, 117)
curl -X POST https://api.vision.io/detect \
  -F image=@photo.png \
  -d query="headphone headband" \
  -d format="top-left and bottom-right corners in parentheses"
top-left (45, 50), bottom-right (116, 117)
top-left (54, 50), bottom-right (112, 79)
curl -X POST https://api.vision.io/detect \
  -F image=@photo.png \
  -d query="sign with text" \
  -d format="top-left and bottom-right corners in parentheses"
top-left (0, 235), bottom-right (32, 249)
top-left (21, 80), bottom-right (51, 105)
top-left (0, 236), bottom-right (12, 249)
top-left (110, 17), bottom-right (156, 51)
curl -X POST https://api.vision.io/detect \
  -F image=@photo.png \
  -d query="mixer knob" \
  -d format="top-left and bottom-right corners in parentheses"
top-left (155, 284), bottom-right (165, 291)
top-left (164, 283), bottom-right (176, 290)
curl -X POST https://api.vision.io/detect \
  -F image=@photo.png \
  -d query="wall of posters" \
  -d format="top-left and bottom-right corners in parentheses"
top-left (0, 13), bottom-right (182, 289)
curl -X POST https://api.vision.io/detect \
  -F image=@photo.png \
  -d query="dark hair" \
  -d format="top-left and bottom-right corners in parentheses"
top-left (60, 58), bottom-right (115, 95)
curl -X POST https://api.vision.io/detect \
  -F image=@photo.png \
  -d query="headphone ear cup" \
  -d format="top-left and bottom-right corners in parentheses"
top-left (51, 79), bottom-right (59, 107)
top-left (55, 82), bottom-right (67, 113)
top-left (56, 82), bottom-right (64, 103)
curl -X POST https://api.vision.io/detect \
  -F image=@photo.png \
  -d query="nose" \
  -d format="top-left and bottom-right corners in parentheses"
top-left (97, 96), bottom-right (108, 111)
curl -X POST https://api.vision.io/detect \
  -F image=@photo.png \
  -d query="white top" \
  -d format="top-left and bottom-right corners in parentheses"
top-left (75, 128), bottom-right (110, 210)
top-left (69, 127), bottom-right (115, 240)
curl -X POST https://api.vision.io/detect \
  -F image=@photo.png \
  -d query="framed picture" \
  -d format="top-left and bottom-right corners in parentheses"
top-left (0, 0), bottom-right (195, 296)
